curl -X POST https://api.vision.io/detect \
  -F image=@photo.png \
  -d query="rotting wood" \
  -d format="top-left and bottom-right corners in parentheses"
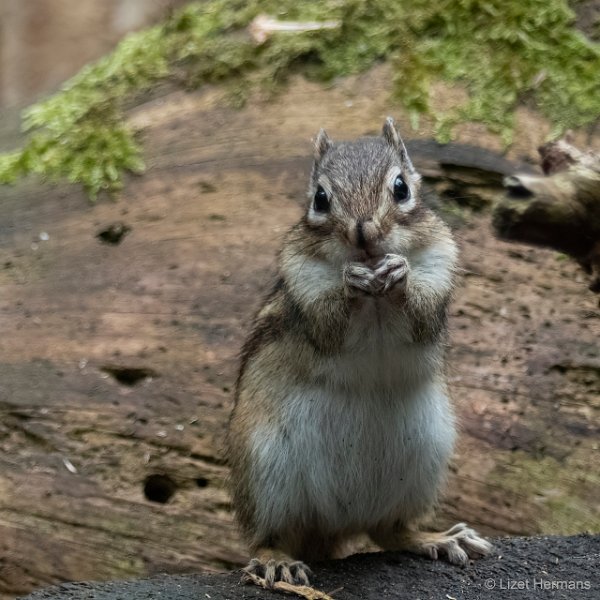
top-left (1, 72), bottom-right (598, 600)
top-left (493, 139), bottom-right (600, 292)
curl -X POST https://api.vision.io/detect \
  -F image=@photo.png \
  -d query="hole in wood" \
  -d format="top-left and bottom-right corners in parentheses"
top-left (195, 477), bottom-right (209, 488)
top-left (96, 222), bottom-right (131, 245)
top-left (101, 365), bottom-right (157, 386)
top-left (504, 176), bottom-right (534, 199)
top-left (143, 474), bottom-right (177, 504)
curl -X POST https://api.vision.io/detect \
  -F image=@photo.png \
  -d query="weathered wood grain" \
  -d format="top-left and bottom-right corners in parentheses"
top-left (493, 140), bottom-right (600, 291)
top-left (0, 70), bottom-right (598, 599)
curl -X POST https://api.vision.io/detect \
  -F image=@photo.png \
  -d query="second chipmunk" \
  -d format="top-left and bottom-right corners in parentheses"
top-left (228, 117), bottom-right (492, 587)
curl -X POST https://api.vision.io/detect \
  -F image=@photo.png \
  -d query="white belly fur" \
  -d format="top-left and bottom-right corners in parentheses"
top-left (249, 307), bottom-right (456, 537)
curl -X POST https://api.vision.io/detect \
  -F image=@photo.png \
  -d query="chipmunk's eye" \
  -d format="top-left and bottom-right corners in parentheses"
top-left (393, 175), bottom-right (410, 203)
top-left (313, 185), bottom-right (330, 213)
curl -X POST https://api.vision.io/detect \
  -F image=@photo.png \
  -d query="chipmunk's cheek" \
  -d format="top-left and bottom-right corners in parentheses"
top-left (384, 224), bottom-right (413, 254)
top-left (317, 235), bottom-right (354, 268)
top-left (306, 210), bottom-right (329, 228)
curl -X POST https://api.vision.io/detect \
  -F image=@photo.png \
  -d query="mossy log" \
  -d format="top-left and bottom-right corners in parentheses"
top-left (1, 72), bottom-right (599, 600)
top-left (492, 140), bottom-right (600, 292)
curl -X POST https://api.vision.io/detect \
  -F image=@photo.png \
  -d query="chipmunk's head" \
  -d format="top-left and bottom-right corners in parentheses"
top-left (305, 117), bottom-right (425, 261)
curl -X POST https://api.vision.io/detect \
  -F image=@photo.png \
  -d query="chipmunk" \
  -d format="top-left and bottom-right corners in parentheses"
top-left (227, 118), bottom-right (492, 587)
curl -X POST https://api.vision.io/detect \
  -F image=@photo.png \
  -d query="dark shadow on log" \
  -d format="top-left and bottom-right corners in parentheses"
top-left (21, 535), bottom-right (600, 600)
top-left (493, 140), bottom-right (600, 292)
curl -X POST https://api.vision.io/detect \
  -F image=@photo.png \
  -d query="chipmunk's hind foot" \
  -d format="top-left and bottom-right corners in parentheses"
top-left (371, 521), bottom-right (492, 567)
top-left (242, 557), bottom-right (312, 587)
top-left (416, 523), bottom-right (493, 566)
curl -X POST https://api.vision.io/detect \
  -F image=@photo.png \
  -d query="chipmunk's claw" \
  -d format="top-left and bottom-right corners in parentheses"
top-left (242, 558), bottom-right (312, 588)
top-left (422, 523), bottom-right (493, 566)
top-left (343, 263), bottom-right (378, 296)
top-left (374, 254), bottom-right (409, 294)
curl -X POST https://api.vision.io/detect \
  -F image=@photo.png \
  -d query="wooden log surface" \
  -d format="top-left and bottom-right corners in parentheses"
top-left (493, 140), bottom-right (600, 291)
top-left (0, 69), bottom-right (599, 599)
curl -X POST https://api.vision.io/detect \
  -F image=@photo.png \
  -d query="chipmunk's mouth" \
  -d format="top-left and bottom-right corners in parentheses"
top-left (348, 248), bottom-right (384, 265)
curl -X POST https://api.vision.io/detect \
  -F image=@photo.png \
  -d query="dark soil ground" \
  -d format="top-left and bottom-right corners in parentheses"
top-left (22, 535), bottom-right (600, 600)
top-left (0, 68), bottom-right (598, 599)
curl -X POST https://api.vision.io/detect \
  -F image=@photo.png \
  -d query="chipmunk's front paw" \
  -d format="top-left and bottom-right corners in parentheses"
top-left (343, 263), bottom-right (378, 296)
top-left (374, 254), bottom-right (409, 294)
top-left (242, 557), bottom-right (312, 587)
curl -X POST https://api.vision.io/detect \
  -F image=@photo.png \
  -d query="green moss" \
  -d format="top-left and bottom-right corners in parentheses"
top-left (1, 0), bottom-right (599, 198)
top-left (489, 450), bottom-right (600, 534)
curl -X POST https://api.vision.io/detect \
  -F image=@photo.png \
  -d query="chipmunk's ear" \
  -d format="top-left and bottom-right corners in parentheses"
top-left (382, 117), bottom-right (415, 172)
top-left (314, 129), bottom-right (332, 161)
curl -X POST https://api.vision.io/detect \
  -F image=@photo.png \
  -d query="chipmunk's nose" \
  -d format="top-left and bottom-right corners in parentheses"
top-left (355, 218), bottom-right (380, 250)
